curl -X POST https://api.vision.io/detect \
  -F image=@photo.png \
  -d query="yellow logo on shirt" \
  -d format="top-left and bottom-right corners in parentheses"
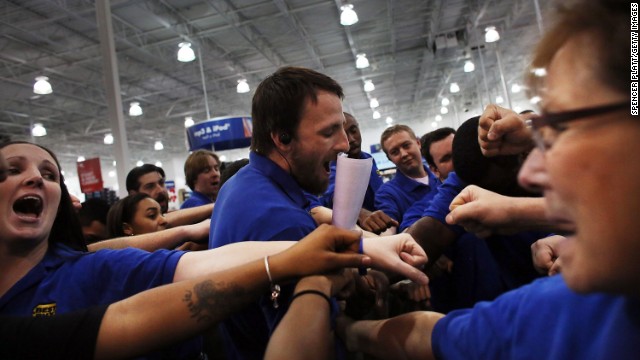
top-left (32, 303), bottom-right (56, 317)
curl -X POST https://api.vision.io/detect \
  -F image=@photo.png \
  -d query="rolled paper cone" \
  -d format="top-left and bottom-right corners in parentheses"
top-left (332, 155), bottom-right (373, 230)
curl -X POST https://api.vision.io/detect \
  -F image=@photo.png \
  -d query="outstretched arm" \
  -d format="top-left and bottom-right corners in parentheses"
top-left (446, 185), bottom-right (570, 237)
top-left (338, 311), bottom-right (444, 360)
top-left (88, 220), bottom-right (210, 252)
top-left (164, 203), bottom-right (215, 227)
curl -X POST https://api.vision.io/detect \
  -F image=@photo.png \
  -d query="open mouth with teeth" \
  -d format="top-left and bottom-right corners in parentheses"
top-left (13, 196), bottom-right (44, 218)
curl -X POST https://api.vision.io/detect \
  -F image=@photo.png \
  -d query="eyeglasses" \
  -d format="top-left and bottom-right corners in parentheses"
top-left (525, 101), bottom-right (630, 152)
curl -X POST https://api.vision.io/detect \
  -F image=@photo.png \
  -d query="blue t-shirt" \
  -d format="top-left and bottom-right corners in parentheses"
top-left (432, 275), bottom-right (640, 359)
top-left (320, 152), bottom-right (383, 211)
top-left (209, 151), bottom-right (318, 359)
top-left (375, 164), bottom-right (440, 224)
top-left (180, 190), bottom-right (213, 209)
top-left (0, 243), bottom-right (199, 359)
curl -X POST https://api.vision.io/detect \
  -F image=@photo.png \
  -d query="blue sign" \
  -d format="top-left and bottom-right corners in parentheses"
top-left (371, 151), bottom-right (396, 171)
top-left (370, 143), bottom-right (382, 153)
top-left (186, 116), bottom-right (252, 151)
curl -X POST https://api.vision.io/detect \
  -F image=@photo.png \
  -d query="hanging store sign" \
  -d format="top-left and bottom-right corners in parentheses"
top-left (186, 116), bottom-right (252, 151)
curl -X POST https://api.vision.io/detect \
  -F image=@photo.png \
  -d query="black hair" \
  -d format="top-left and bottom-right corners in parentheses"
top-left (0, 141), bottom-right (87, 251)
top-left (420, 127), bottom-right (456, 168)
top-left (125, 164), bottom-right (166, 193)
top-left (219, 158), bottom-right (250, 188)
top-left (106, 193), bottom-right (151, 238)
top-left (250, 66), bottom-right (344, 154)
top-left (78, 198), bottom-right (110, 227)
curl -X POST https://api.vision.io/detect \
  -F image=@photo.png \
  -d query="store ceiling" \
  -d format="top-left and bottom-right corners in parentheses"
top-left (0, 0), bottom-right (550, 174)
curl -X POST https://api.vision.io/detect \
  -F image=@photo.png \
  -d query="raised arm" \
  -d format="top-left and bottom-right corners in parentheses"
top-left (478, 104), bottom-right (534, 157)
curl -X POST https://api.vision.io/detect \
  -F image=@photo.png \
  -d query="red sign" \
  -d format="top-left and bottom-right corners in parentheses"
top-left (76, 158), bottom-right (104, 193)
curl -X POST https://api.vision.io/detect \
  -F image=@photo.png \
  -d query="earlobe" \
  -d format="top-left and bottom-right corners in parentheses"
top-left (122, 223), bottom-right (134, 236)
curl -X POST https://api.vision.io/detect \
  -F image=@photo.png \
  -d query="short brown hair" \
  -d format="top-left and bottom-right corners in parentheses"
top-left (184, 150), bottom-right (220, 190)
top-left (380, 124), bottom-right (417, 154)
top-left (250, 66), bottom-right (344, 154)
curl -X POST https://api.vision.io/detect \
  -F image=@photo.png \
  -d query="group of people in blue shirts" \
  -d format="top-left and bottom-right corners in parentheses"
top-left (2, 0), bottom-right (639, 358)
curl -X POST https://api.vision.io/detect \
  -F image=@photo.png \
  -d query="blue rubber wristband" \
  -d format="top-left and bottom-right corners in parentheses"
top-left (358, 237), bottom-right (368, 275)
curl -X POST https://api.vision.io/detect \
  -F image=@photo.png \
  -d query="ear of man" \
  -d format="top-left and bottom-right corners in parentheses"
top-left (271, 131), bottom-right (293, 151)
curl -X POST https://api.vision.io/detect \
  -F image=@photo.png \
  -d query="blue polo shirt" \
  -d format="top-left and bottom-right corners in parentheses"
top-left (320, 151), bottom-right (383, 211)
top-left (0, 243), bottom-right (200, 359)
top-left (180, 190), bottom-right (212, 209)
top-left (398, 189), bottom-right (440, 232)
top-left (209, 151), bottom-right (318, 359)
top-left (409, 172), bottom-right (544, 312)
top-left (422, 171), bottom-right (467, 236)
top-left (374, 164), bottom-right (440, 224)
top-left (433, 275), bottom-right (640, 359)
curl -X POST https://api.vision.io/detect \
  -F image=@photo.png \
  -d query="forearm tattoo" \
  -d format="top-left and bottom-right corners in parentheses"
top-left (183, 280), bottom-right (247, 323)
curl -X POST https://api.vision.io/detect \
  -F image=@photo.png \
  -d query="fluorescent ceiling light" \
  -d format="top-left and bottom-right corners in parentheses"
top-left (177, 42), bottom-right (196, 62)
top-left (363, 80), bottom-right (375, 92)
top-left (485, 26), bottom-right (500, 42)
top-left (356, 53), bottom-right (369, 69)
top-left (33, 76), bottom-right (52, 95)
top-left (237, 79), bottom-right (250, 93)
top-left (129, 102), bottom-right (143, 116)
top-left (31, 123), bottom-right (47, 137)
top-left (464, 60), bottom-right (475, 72)
top-left (340, 4), bottom-right (359, 26)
